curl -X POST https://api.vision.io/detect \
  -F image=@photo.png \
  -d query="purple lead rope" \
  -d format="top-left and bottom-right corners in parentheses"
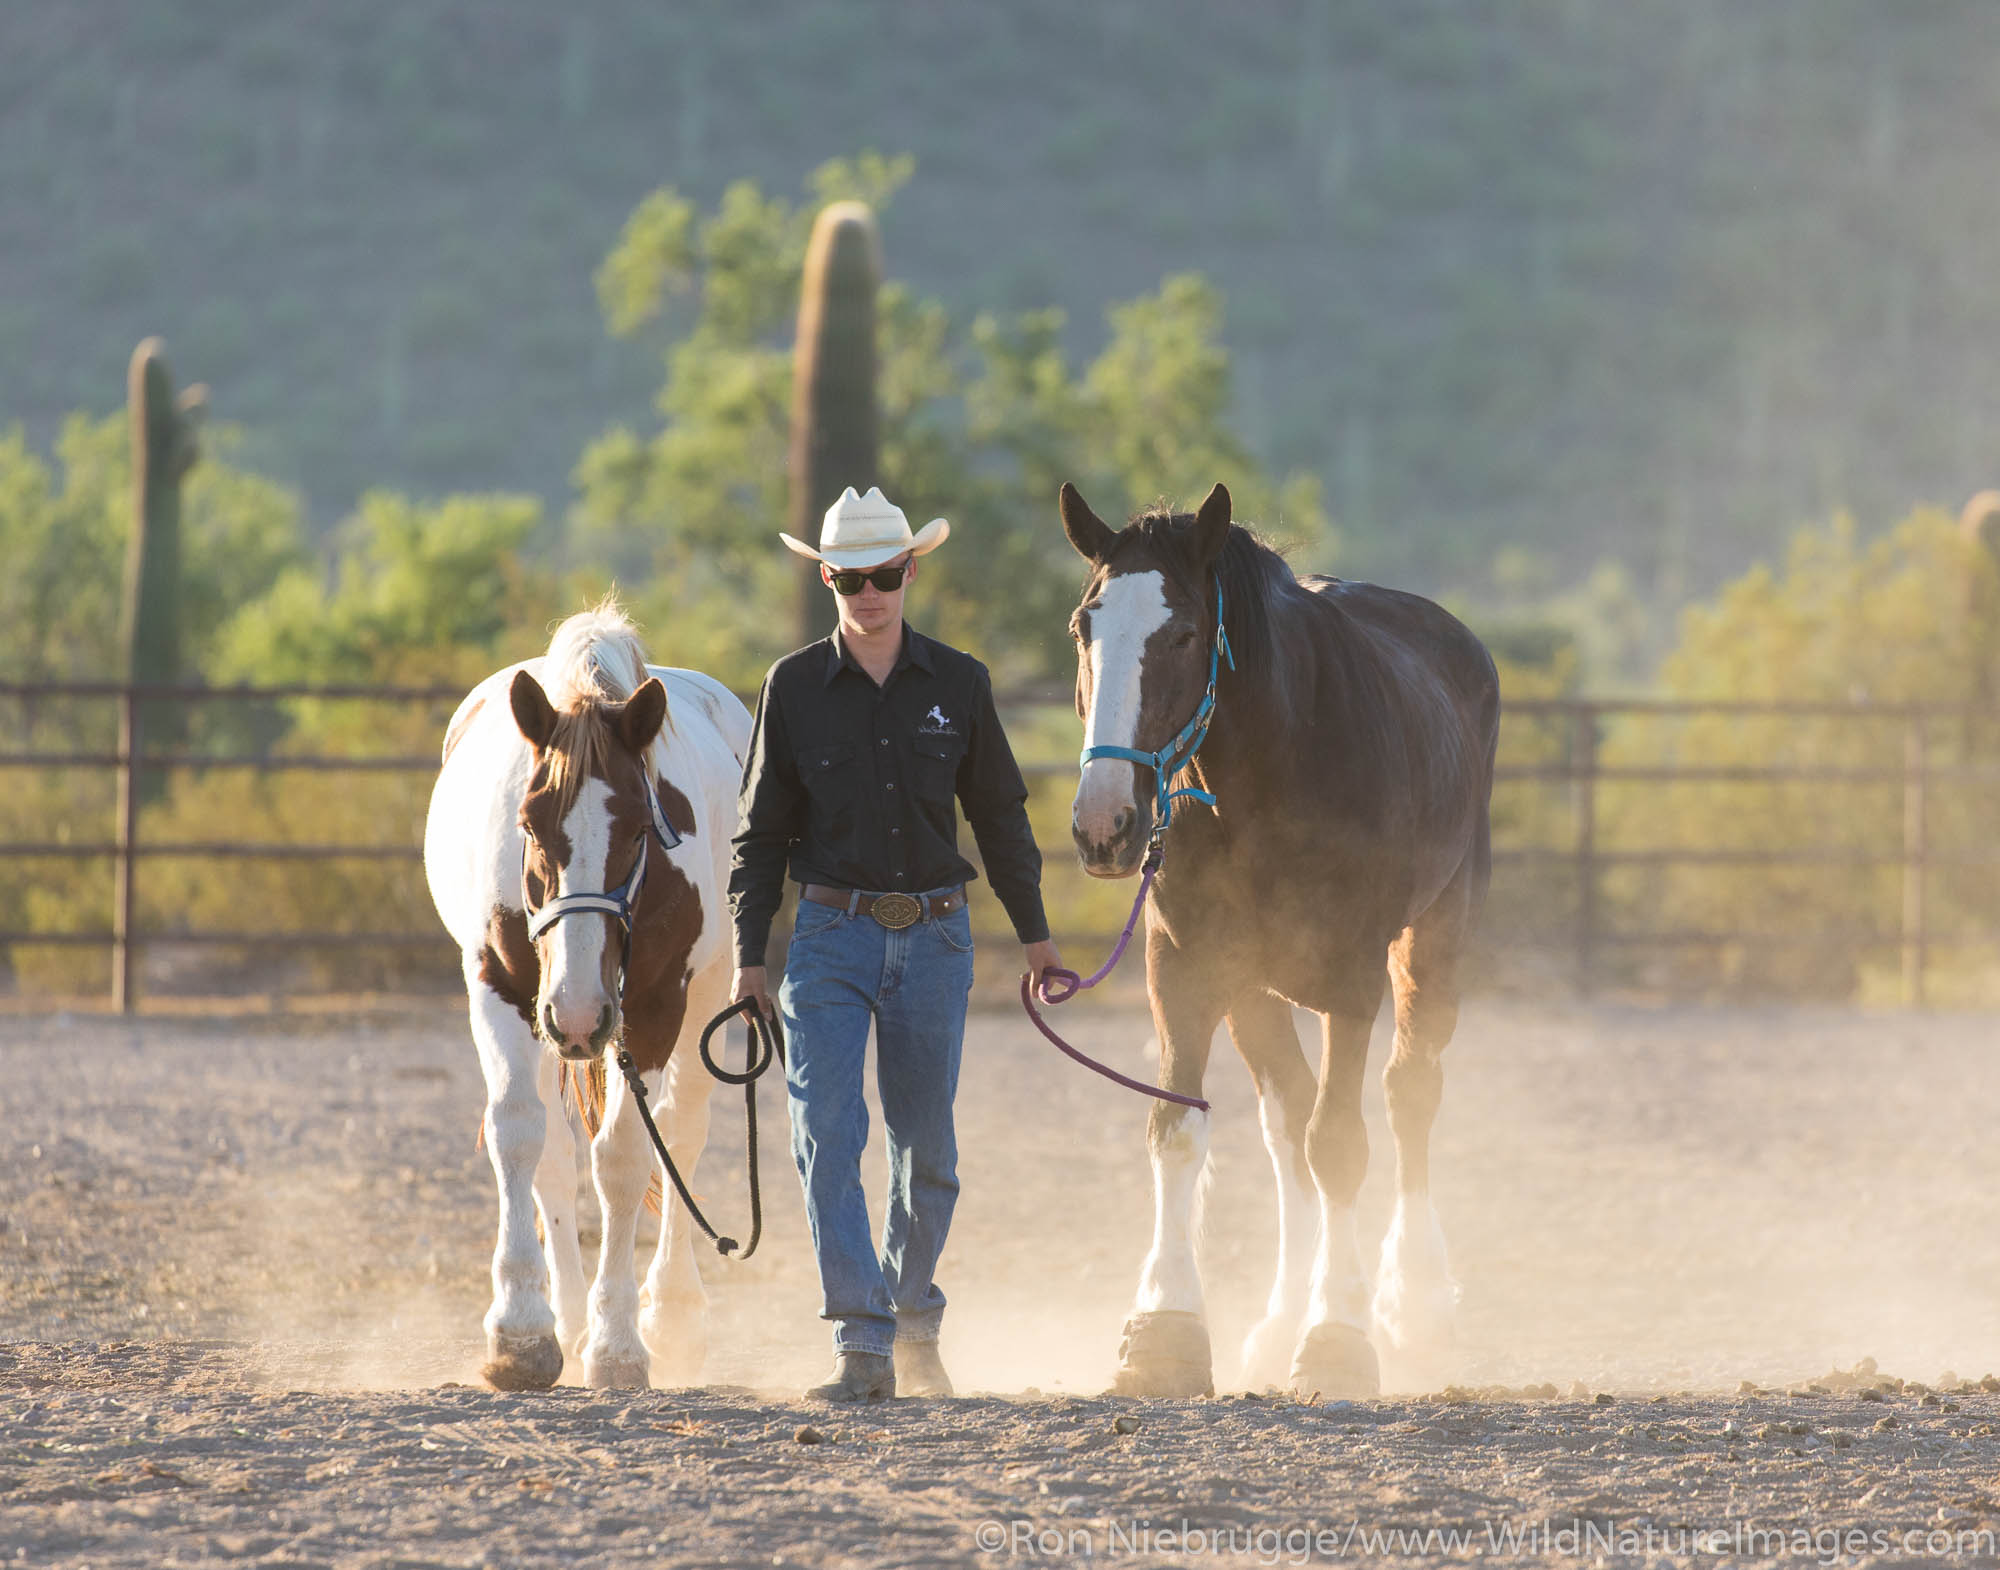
top-left (1020, 846), bottom-right (1210, 1111)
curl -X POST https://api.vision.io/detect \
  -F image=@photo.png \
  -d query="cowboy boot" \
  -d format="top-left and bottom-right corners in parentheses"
top-left (894, 1338), bottom-right (955, 1398)
top-left (806, 1351), bottom-right (896, 1403)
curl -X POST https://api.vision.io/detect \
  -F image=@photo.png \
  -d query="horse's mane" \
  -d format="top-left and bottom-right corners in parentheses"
top-left (1116, 505), bottom-right (1399, 765)
top-left (1114, 507), bottom-right (1298, 694)
top-left (539, 596), bottom-right (659, 817)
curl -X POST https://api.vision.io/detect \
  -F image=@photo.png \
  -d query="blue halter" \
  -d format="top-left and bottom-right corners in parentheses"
top-left (1078, 578), bottom-right (1235, 838)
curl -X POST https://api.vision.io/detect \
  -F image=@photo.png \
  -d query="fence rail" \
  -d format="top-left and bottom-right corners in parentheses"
top-left (3, 683), bottom-right (1996, 1009)
top-left (6, 681), bottom-right (463, 1009)
top-left (1496, 698), bottom-right (1970, 1005)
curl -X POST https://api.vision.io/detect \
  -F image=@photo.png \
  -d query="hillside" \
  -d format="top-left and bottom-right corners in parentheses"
top-left (3, 0), bottom-right (1996, 606)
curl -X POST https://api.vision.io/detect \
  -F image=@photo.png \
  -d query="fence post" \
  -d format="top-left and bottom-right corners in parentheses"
top-left (1572, 703), bottom-right (1598, 995)
top-left (1901, 713), bottom-right (1928, 1009)
top-left (111, 687), bottom-right (139, 1014)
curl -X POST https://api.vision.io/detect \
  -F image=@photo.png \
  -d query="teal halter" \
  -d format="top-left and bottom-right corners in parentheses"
top-left (1078, 578), bottom-right (1235, 838)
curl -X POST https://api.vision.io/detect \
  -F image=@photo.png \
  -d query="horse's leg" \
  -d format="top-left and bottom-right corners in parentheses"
top-left (1290, 1003), bottom-right (1380, 1397)
top-left (467, 971), bottom-right (564, 1390)
top-left (531, 1051), bottom-right (589, 1360)
top-left (1372, 847), bottom-right (1480, 1382)
top-left (1110, 933), bottom-right (1224, 1398)
top-left (581, 1056), bottom-right (655, 1389)
top-left (639, 966), bottom-right (726, 1386)
top-left (1226, 989), bottom-right (1321, 1391)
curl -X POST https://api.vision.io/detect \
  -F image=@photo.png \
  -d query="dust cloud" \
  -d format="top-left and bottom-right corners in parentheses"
top-left (4, 998), bottom-right (1999, 1396)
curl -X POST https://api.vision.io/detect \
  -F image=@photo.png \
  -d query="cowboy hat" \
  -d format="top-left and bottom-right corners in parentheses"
top-left (779, 486), bottom-right (949, 570)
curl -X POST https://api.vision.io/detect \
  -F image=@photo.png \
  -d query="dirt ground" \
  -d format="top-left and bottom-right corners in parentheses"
top-left (7, 995), bottom-right (2000, 1566)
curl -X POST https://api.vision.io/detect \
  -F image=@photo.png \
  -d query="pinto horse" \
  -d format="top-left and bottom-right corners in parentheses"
top-left (425, 604), bottom-right (750, 1390)
top-left (1060, 482), bottom-right (1498, 1398)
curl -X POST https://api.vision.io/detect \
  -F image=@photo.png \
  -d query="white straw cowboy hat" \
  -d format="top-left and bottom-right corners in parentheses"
top-left (779, 486), bottom-right (949, 570)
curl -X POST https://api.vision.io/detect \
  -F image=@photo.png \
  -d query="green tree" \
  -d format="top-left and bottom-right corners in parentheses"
top-left (1591, 508), bottom-right (2000, 999)
top-left (0, 414), bottom-right (308, 994)
top-left (942, 276), bottom-right (1327, 679)
top-left (0, 414), bottom-right (304, 684)
top-left (574, 155), bottom-right (1328, 688)
top-left (211, 489), bottom-right (551, 687)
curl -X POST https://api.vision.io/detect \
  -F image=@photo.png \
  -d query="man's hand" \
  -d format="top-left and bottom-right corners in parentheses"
top-left (732, 964), bottom-right (774, 1021)
top-left (1023, 939), bottom-right (1064, 996)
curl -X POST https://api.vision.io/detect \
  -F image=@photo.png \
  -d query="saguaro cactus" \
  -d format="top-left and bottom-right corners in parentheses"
top-left (120, 338), bottom-right (205, 769)
top-left (1961, 489), bottom-right (2000, 559)
top-left (787, 202), bottom-right (881, 645)
top-left (1961, 491), bottom-right (2000, 732)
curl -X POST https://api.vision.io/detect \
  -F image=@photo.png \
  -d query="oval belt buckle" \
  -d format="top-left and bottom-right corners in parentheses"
top-left (871, 892), bottom-right (921, 930)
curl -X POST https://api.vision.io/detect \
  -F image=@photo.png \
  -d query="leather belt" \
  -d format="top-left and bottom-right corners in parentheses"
top-left (801, 883), bottom-right (966, 930)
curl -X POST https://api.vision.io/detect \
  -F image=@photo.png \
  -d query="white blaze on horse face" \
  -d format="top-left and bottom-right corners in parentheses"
top-left (1076, 569), bottom-right (1171, 848)
top-left (541, 775), bottom-right (620, 1047)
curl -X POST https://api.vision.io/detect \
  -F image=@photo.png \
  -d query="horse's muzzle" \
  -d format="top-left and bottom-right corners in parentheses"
top-left (1073, 806), bottom-right (1150, 879)
top-left (542, 999), bottom-right (618, 1060)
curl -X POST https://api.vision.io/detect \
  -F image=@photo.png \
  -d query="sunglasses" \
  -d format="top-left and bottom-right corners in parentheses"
top-left (827, 563), bottom-right (909, 595)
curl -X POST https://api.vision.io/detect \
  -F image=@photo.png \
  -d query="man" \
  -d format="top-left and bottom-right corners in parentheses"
top-left (730, 485), bottom-right (1062, 1403)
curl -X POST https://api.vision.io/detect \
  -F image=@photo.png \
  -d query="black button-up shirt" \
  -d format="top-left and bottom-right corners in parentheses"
top-left (728, 624), bottom-right (1049, 967)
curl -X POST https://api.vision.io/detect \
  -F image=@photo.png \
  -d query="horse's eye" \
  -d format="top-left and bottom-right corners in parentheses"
top-left (1173, 629), bottom-right (1198, 649)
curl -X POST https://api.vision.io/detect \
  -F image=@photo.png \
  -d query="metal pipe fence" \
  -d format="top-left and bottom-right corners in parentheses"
top-left (3, 683), bottom-right (1996, 1009)
top-left (1, 681), bottom-right (460, 1010)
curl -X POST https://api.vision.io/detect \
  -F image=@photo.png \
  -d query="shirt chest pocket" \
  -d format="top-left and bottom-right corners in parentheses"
top-left (910, 736), bottom-right (964, 807)
top-left (803, 741), bottom-right (855, 775)
top-left (798, 741), bottom-right (857, 823)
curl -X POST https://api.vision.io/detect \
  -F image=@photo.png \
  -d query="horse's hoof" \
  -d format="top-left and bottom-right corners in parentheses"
top-left (481, 1333), bottom-right (564, 1392)
top-left (1289, 1322), bottom-right (1380, 1399)
top-left (583, 1349), bottom-right (652, 1390)
top-left (1108, 1311), bottom-right (1213, 1398)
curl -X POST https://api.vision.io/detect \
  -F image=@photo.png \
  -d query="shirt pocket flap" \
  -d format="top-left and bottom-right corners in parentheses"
top-left (912, 736), bottom-right (965, 799)
top-left (803, 741), bottom-right (854, 772)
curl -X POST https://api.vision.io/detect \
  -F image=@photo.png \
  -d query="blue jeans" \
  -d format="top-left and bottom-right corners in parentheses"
top-left (778, 893), bottom-right (976, 1357)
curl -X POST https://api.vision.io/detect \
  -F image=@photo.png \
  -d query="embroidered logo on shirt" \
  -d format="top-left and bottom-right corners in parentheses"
top-left (919, 704), bottom-right (957, 735)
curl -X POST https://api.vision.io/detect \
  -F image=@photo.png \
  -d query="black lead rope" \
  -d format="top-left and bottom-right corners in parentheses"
top-left (614, 997), bottom-right (785, 1259)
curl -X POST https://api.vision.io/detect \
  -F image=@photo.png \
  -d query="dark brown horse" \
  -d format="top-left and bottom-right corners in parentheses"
top-left (1060, 481), bottom-right (1499, 1397)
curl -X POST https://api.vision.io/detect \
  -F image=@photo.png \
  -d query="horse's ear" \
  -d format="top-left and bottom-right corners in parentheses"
top-left (1059, 482), bottom-right (1118, 563)
top-left (1191, 482), bottom-right (1231, 565)
top-left (510, 669), bottom-right (557, 751)
top-left (616, 677), bottom-right (668, 755)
